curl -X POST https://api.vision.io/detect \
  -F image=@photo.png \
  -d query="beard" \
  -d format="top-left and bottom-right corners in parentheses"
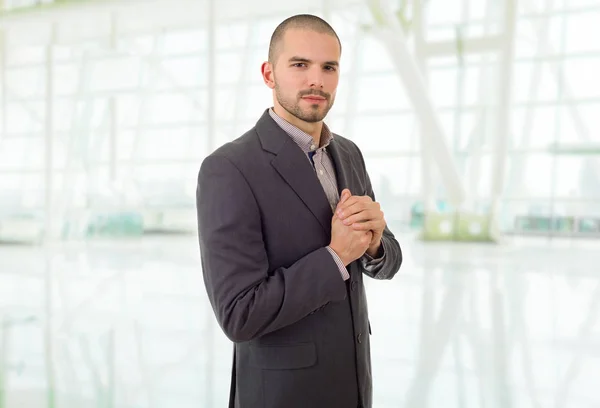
top-left (274, 83), bottom-right (335, 123)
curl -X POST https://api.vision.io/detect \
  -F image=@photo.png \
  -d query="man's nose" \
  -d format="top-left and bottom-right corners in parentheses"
top-left (308, 67), bottom-right (324, 88)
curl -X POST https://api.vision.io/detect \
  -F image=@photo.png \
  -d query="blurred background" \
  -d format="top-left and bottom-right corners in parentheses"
top-left (0, 0), bottom-right (599, 407)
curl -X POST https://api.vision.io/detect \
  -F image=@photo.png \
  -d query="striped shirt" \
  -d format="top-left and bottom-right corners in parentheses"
top-left (269, 108), bottom-right (384, 281)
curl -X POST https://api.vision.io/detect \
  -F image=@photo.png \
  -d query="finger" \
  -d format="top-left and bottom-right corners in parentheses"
top-left (342, 210), bottom-right (376, 226)
top-left (351, 222), bottom-right (374, 231)
top-left (337, 200), bottom-right (367, 219)
top-left (352, 220), bottom-right (383, 231)
top-left (340, 189), bottom-right (352, 203)
top-left (335, 189), bottom-right (352, 212)
top-left (337, 193), bottom-right (354, 211)
top-left (338, 195), bottom-right (375, 213)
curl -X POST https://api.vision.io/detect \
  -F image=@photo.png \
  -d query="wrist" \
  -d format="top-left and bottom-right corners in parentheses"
top-left (366, 241), bottom-right (383, 258)
top-left (327, 244), bottom-right (350, 266)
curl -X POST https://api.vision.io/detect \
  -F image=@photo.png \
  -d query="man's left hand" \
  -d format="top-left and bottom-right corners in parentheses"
top-left (335, 189), bottom-right (386, 257)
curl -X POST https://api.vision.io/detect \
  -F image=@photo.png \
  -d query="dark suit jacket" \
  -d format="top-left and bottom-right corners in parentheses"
top-left (196, 109), bottom-right (402, 408)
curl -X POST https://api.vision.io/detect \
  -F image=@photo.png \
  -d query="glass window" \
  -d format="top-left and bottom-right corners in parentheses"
top-left (563, 57), bottom-right (600, 99)
top-left (508, 153), bottom-right (554, 197)
top-left (428, 67), bottom-right (459, 108)
top-left (350, 114), bottom-right (418, 152)
top-left (574, 103), bottom-right (600, 142)
top-left (566, 11), bottom-right (600, 53)
top-left (155, 56), bottom-right (207, 89)
top-left (426, 0), bottom-right (464, 25)
top-left (355, 74), bottom-right (410, 113)
top-left (162, 29), bottom-right (207, 55)
top-left (358, 36), bottom-right (395, 74)
top-left (515, 16), bottom-right (564, 59)
top-left (215, 51), bottom-right (246, 85)
top-left (6, 45), bottom-right (45, 66)
top-left (513, 62), bottom-right (559, 102)
top-left (0, 138), bottom-right (40, 170)
top-left (89, 57), bottom-right (141, 92)
top-left (6, 67), bottom-right (45, 99)
top-left (53, 63), bottom-right (80, 96)
top-left (511, 106), bottom-right (559, 148)
top-left (216, 22), bottom-right (251, 49)
top-left (145, 93), bottom-right (202, 125)
top-left (363, 156), bottom-right (422, 197)
top-left (6, 102), bottom-right (44, 134)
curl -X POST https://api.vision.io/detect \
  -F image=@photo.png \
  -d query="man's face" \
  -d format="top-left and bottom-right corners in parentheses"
top-left (270, 28), bottom-right (340, 123)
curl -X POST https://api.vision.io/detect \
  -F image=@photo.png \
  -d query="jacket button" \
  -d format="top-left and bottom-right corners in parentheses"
top-left (351, 281), bottom-right (357, 291)
top-left (357, 333), bottom-right (362, 344)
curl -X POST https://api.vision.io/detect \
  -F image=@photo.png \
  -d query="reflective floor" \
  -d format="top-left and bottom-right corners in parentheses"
top-left (0, 233), bottom-right (598, 407)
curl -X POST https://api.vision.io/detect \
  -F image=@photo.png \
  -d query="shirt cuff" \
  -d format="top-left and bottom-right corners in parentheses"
top-left (361, 240), bottom-right (386, 266)
top-left (326, 246), bottom-right (350, 281)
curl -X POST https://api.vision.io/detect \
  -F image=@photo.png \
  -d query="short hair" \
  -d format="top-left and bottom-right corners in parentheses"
top-left (268, 14), bottom-right (342, 64)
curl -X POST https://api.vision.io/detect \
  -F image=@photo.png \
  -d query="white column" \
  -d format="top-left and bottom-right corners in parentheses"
top-left (0, 28), bottom-right (6, 143)
top-left (205, 4), bottom-right (217, 408)
top-left (322, 0), bottom-right (331, 21)
top-left (489, 0), bottom-right (517, 215)
top-left (341, 24), bottom-right (363, 139)
top-left (206, 0), bottom-right (216, 155)
top-left (412, 0), bottom-right (437, 213)
top-left (109, 13), bottom-right (118, 183)
top-left (43, 23), bottom-right (57, 408)
top-left (44, 25), bottom-right (57, 242)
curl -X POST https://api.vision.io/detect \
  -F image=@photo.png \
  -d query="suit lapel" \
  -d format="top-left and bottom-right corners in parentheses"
top-left (326, 138), bottom-right (351, 196)
top-left (271, 144), bottom-right (333, 234)
top-left (256, 110), bottom-right (333, 235)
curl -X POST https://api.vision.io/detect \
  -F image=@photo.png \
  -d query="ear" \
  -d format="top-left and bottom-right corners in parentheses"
top-left (261, 61), bottom-right (275, 89)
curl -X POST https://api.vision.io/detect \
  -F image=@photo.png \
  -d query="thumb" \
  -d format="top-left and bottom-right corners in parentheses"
top-left (340, 189), bottom-right (352, 204)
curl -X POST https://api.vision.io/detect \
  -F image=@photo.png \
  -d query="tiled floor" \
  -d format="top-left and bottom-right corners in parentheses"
top-left (0, 233), bottom-right (598, 407)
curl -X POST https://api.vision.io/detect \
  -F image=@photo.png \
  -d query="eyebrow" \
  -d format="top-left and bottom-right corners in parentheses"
top-left (288, 56), bottom-right (339, 67)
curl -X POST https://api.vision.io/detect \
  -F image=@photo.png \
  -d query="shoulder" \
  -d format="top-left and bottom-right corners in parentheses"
top-left (200, 126), bottom-right (260, 171)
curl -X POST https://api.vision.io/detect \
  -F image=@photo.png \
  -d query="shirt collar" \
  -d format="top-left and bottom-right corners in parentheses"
top-left (268, 107), bottom-right (334, 153)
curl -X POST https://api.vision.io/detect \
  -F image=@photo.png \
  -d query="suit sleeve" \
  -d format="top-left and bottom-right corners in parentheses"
top-left (355, 146), bottom-right (403, 280)
top-left (196, 154), bottom-right (348, 343)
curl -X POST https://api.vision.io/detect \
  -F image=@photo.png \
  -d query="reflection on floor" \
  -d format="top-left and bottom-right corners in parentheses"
top-left (0, 234), bottom-right (598, 408)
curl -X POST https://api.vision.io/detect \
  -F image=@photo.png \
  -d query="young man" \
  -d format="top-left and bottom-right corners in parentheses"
top-left (196, 14), bottom-right (402, 408)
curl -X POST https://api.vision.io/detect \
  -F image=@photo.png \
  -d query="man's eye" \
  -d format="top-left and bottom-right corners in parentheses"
top-left (292, 63), bottom-right (306, 68)
top-left (324, 66), bottom-right (337, 71)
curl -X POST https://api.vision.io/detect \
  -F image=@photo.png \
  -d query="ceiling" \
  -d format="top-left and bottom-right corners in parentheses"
top-left (1, 0), bottom-right (368, 46)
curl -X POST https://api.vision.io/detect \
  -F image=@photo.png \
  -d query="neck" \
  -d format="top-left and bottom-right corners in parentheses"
top-left (273, 105), bottom-right (322, 146)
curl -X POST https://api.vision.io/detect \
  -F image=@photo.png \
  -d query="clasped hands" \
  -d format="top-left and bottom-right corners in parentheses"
top-left (329, 188), bottom-right (386, 266)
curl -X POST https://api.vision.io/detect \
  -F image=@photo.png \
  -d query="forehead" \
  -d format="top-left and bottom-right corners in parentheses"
top-left (279, 28), bottom-right (341, 60)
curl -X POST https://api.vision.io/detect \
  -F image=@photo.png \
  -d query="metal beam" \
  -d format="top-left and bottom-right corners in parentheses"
top-left (108, 11), bottom-right (118, 183)
top-left (204, 3), bottom-right (216, 408)
top-left (43, 29), bottom-right (57, 408)
top-left (490, 0), bottom-right (518, 215)
top-left (423, 35), bottom-right (505, 58)
top-left (465, 0), bottom-right (495, 211)
top-left (412, 0), bottom-right (436, 213)
top-left (367, 0), bottom-right (466, 207)
top-left (341, 23), bottom-right (364, 139)
top-left (322, 0), bottom-right (331, 21)
top-left (43, 24), bottom-right (56, 243)
top-left (0, 27), bottom-right (5, 143)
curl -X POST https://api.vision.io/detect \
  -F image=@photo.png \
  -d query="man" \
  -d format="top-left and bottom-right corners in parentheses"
top-left (196, 14), bottom-right (402, 408)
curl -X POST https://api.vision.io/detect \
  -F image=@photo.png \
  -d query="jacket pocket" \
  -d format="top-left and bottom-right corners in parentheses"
top-left (249, 342), bottom-right (317, 370)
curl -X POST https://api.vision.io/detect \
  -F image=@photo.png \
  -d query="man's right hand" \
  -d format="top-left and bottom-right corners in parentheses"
top-left (329, 190), bottom-right (373, 266)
